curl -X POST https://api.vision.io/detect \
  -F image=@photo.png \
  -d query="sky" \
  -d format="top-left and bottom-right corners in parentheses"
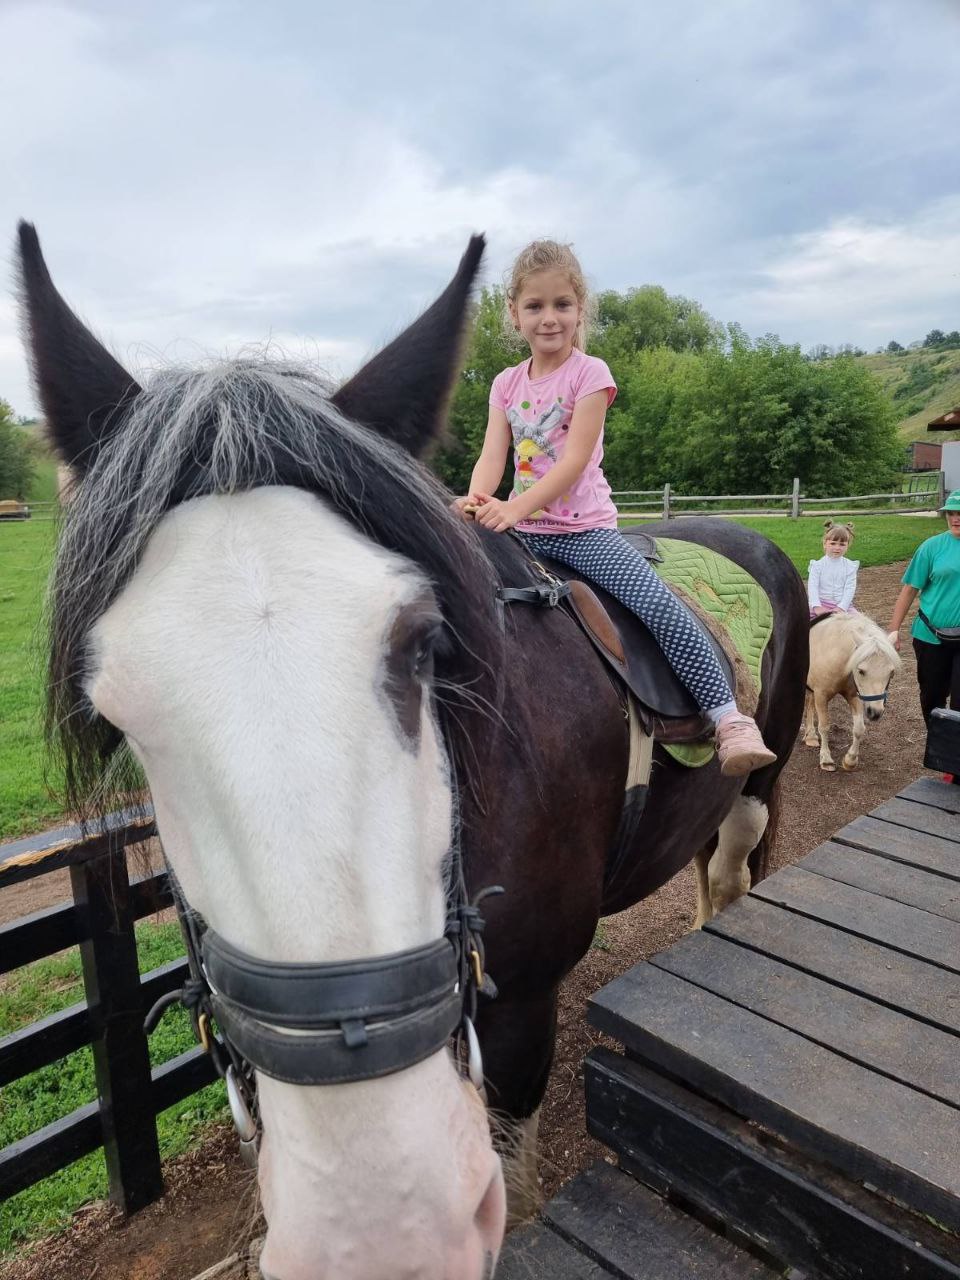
top-left (2, 0), bottom-right (958, 417)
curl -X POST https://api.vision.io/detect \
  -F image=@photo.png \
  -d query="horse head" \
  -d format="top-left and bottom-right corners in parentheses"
top-left (19, 223), bottom-right (506, 1280)
top-left (849, 626), bottom-right (902, 721)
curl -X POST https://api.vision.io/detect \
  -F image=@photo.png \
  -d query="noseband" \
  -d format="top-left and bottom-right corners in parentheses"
top-left (146, 820), bottom-right (501, 1162)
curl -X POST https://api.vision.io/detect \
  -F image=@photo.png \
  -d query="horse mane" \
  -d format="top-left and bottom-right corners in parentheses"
top-left (47, 358), bottom-right (531, 822)
top-left (834, 614), bottom-right (902, 675)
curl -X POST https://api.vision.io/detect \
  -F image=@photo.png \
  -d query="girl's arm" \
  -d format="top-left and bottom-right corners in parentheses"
top-left (838, 561), bottom-right (858, 611)
top-left (807, 560), bottom-right (822, 610)
top-left (474, 392), bottom-right (607, 532)
top-left (451, 409), bottom-right (512, 518)
top-left (888, 583), bottom-right (919, 651)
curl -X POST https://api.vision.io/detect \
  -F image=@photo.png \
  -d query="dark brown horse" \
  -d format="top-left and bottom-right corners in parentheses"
top-left (19, 223), bottom-right (807, 1280)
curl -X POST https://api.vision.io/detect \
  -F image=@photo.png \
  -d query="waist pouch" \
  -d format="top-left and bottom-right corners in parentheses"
top-left (919, 609), bottom-right (960, 646)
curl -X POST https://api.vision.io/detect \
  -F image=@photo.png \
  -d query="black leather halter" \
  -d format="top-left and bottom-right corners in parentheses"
top-left (146, 833), bottom-right (501, 1158)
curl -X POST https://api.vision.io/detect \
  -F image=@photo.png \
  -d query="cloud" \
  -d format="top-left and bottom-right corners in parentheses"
top-left (730, 199), bottom-right (960, 347)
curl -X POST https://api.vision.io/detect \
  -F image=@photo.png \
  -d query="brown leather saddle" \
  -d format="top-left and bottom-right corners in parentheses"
top-left (507, 530), bottom-right (735, 745)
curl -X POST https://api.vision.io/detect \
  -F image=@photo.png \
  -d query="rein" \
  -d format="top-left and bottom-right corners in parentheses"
top-left (145, 753), bottom-right (502, 1164)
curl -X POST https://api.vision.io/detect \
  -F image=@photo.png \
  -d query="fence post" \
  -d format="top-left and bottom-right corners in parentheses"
top-left (791, 478), bottom-right (800, 519)
top-left (663, 483), bottom-right (671, 520)
top-left (937, 470), bottom-right (946, 509)
top-left (71, 847), bottom-right (163, 1214)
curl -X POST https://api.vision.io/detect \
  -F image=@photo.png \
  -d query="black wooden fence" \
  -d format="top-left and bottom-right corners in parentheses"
top-left (0, 811), bottom-right (217, 1213)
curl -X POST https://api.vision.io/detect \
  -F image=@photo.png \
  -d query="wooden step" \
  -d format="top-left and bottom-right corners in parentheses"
top-left (588, 843), bottom-right (960, 1235)
top-left (586, 1049), bottom-right (960, 1280)
top-left (496, 1161), bottom-right (779, 1278)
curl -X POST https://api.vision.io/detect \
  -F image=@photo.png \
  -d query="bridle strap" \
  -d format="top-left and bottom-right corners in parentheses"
top-left (202, 931), bottom-right (459, 1029)
top-left (209, 985), bottom-right (462, 1087)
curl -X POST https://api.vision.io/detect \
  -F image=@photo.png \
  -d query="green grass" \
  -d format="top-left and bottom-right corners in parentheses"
top-left (0, 519), bottom-right (62, 839)
top-left (858, 347), bottom-right (960, 445)
top-left (723, 514), bottom-right (938, 573)
top-left (26, 454), bottom-right (60, 505)
top-left (0, 919), bottom-right (227, 1255)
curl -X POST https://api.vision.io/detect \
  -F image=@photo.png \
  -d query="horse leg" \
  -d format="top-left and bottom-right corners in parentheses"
top-left (693, 837), bottom-right (718, 928)
top-left (704, 794), bottom-right (768, 916)
top-left (803, 689), bottom-right (819, 747)
top-left (475, 989), bottom-right (559, 1227)
top-left (814, 690), bottom-right (836, 770)
top-left (843, 694), bottom-right (865, 771)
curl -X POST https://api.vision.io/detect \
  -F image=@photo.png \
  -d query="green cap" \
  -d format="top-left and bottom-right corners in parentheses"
top-left (942, 490), bottom-right (960, 512)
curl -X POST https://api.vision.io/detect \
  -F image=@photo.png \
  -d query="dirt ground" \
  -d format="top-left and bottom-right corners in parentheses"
top-left (0, 560), bottom-right (931, 1280)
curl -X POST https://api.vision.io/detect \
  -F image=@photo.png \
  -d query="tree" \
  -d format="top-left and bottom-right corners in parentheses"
top-left (592, 286), bottom-right (723, 362)
top-left (0, 400), bottom-right (36, 500)
top-left (924, 329), bottom-right (946, 348)
top-left (886, 340), bottom-right (905, 354)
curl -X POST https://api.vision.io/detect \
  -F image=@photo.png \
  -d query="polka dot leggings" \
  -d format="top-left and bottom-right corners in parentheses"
top-left (517, 527), bottom-right (734, 715)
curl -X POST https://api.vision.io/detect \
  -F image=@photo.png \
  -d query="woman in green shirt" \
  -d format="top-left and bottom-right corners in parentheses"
top-left (888, 490), bottom-right (960, 724)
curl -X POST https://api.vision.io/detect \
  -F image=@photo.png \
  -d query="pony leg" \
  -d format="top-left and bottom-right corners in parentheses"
top-left (693, 840), bottom-right (718, 928)
top-left (803, 690), bottom-right (820, 747)
top-left (814, 690), bottom-right (835, 770)
top-left (705, 795), bottom-right (768, 916)
top-left (843, 695), bottom-right (865, 771)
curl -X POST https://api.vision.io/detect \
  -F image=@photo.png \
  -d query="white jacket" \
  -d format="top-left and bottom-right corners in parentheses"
top-left (808, 555), bottom-right (859, 610)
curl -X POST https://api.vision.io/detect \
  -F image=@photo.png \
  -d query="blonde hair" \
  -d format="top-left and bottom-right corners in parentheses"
top-left (505, 239), bottom-right (593, 350)
top-left (823, 519), bottom-right (855, 546)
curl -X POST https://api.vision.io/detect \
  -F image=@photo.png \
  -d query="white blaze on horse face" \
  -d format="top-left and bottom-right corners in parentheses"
top-left (85, 486), bottom-right (505, 1279)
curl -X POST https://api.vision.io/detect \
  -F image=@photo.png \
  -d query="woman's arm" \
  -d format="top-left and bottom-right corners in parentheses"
top-left (474, 392), bottom-right (607, 531)
top-left (888, 583), bottom-right (919, 651)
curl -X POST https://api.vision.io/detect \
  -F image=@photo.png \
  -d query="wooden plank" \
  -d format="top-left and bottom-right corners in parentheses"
top-left (803, 841), bottom-right (960, 923)
top-left (586, 1049), bottom-right (960, 1280)
top-left (495, 1221), bottom-right (613, 1279)
top-left (588, 963), bottom-right (960, 1230)
top-left (0, 811), bottom-right (156, 888)
top-left (72, 855), bottom-right (163, 1213)
top-left (751, 865), bottom-right (960, 973)
top-left (543, 1162), bottom-right (778, 1279)
top-left (151, 1047), bottom-right (219, 1114)
top-left (900, 777), bottom-right (960, 815)
top-left (0, 958), bottom-right (191, 1088)
top-left (0, 1101), bottom-right (102, 1200)
top-left (706, 896), bottom-right (960, 1036)
top-left (651, 931), bottom-right (960, 1107)
top-left (871, 797), bottom-right (960, 845)
top-left (832, 814), bottom-right (960, 882)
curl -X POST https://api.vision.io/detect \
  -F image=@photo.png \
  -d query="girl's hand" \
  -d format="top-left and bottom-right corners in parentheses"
top-left (474, 496), bottom-right (520, 534)
top-left (812, 606), bottom-right (828, 616)
top-left (887, 630), bottom-right (901, 652)
top-left (450, 494), bottom-right (484, 521)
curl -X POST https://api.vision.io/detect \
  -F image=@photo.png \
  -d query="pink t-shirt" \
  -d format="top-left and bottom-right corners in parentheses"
top-left (489, 350), bottom-right (618, 534)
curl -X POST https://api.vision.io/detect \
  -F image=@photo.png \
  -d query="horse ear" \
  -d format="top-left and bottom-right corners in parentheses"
top-left (17, 222), bottom-right (141, 472)
top-left (332, 235), bottom-right (485, 458)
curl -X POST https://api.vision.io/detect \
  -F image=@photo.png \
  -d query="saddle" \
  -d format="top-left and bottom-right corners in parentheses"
top-left (508, 530), bottom-right (735, 746)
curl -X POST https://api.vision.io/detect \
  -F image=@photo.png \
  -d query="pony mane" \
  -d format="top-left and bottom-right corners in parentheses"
top-left (47, 358), bottom-right (529, 821)
top-left (840, 614), bottom-right (901, 674)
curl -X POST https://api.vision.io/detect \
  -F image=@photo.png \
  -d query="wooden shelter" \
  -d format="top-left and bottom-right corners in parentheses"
top-left (928, 407), bottom-right (960, 430)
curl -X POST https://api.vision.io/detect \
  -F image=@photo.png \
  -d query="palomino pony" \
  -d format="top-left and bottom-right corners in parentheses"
top-left (804, 613), bottom-right (901, 771)
top-left (19, 224), bottom-right (808, 1280)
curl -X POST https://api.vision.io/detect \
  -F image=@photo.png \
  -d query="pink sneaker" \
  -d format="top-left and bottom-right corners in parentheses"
top-left (716, 713), bottom-right (777, 777)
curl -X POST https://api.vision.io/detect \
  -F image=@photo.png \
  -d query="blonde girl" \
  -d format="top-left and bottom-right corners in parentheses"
top-left (808, 521), bottom-right (859, 619)
top-left (451, 239), bottom-right (776, 778)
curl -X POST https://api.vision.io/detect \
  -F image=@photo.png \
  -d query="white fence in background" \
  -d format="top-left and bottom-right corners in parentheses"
top-left (613, 473), bottom-right (944, 520)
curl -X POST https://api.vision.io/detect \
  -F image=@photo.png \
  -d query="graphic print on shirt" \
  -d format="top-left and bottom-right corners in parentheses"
top-left (506, 402), bottom-right (563, 519)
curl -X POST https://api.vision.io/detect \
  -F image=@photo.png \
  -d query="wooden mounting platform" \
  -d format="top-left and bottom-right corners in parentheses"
top-left (587, 775), bottom-right (960, 1278)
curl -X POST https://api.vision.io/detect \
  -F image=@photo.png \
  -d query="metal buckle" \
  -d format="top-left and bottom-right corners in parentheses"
top-left (197, 1011), bottom-right (212, 1054)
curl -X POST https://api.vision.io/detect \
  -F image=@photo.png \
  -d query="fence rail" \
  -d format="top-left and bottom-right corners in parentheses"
top-left (612, 472), bottom-right (944, 520)
top-left (0, 810), bottom-right (217, 1212)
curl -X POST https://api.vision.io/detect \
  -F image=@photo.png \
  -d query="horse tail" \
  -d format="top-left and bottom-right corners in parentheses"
top-left (748, 776), bottom-right (780, 886)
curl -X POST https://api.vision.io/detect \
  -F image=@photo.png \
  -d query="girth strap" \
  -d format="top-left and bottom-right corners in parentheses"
top-left (497, 582), bottom-right (571, 608)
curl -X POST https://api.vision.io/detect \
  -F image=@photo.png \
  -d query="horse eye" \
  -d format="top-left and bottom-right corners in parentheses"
top-left (857, 668), bottom-right (866, 677)
top-left (415, 625), bottom-right (443, 676)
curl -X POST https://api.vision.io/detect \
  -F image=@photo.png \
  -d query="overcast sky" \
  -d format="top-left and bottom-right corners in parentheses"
top-left (2, 0), bottom-right (958, 417)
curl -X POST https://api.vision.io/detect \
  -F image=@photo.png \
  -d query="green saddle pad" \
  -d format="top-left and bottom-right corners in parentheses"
top-left (652, 537), bottom-right (774, 768)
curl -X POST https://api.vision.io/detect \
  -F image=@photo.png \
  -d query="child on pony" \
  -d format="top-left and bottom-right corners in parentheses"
top-left (452, 238), bottom-right (776, 777)
top-left (808, 521), bottom-right (859, 620)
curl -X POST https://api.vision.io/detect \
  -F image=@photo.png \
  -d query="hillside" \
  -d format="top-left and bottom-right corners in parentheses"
top-left (858, 347), bottom-right (960, 445)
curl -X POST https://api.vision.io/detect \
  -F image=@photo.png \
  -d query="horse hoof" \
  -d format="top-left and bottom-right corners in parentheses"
top-left (842, 759), bottom-right (858, 772)
top-left (820, 762), bottom-right (836, 772)
top-left (803, 738), bottom-right (819, 748)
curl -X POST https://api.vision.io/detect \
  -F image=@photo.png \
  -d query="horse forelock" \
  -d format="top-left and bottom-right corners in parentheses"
top-left (847, 622), bottom-right (901, 674)
top-left (47, 358), bottom-right (511, 822)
